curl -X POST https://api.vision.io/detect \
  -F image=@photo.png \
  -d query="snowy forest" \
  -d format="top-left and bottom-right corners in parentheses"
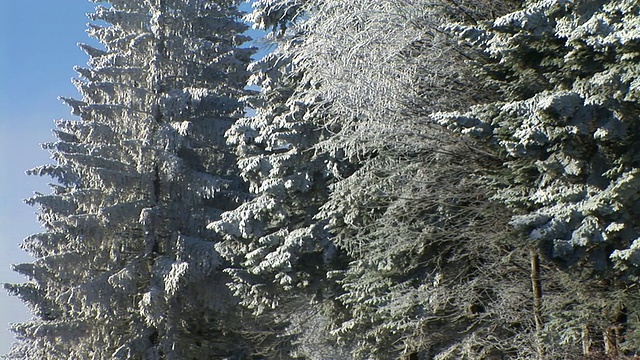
top-left (4, 0), bottom-right (640, 358)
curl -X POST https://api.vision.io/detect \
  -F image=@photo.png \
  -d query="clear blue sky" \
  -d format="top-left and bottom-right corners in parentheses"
top-left (0, 0), bottom-right (264, 354)
top-left (0, 1), bottom-right (98, 352)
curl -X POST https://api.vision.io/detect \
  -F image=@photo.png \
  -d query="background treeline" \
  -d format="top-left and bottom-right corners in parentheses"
top-left (5, 0), bottom-right (640, 359)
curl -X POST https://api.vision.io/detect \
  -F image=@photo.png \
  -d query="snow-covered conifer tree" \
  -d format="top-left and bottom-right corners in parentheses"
top-left (209, 1), bottom-right (355, 357)
top-left (433, 0), bottom-right (640, 356)
top-left (5, 1), bottom-right (255, 358)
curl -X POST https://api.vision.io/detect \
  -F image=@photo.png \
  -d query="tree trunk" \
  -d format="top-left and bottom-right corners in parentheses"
top-left (603, 326), bottom-right (618, 358)
top-left (582, 323), bottom-right (593, 356)
top-left (530, 249), bottom-right (544, 359)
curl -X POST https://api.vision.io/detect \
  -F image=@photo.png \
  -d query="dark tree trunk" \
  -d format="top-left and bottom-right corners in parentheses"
top-left (530, 249), bottom-right (544, 359)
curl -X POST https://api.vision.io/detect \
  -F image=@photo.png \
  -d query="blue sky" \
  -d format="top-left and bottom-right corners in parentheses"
top-left (0, 1), bottom-right (98, 352)
top-left (0, 0), bottom-right (265, 353)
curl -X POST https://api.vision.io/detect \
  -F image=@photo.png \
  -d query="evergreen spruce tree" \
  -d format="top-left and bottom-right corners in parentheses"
top-left (5, 0), bottom-right (255, 358)
top-left (433, 0), bottom-right (640, 357)
top-left (209, 1), bottom-right (354, 357)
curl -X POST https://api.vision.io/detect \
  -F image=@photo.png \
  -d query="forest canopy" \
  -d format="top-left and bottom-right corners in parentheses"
top-left (5, 0), bottom-right (640, 359)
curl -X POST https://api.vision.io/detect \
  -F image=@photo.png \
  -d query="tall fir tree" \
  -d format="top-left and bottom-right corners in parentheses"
top-left (210, 1), bottom-right (355, 357)
top-left (5, 0), bottom-right (255, 358)
top-left (433, 0), bottom-right (640, 357)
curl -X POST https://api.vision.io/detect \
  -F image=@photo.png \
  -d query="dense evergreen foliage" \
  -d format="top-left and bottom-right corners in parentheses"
top-left (6, 0), bottom-right (640, 359)
top-left (5, 0), bottom-right (255, 358)
top-left (434, 0), bottom-right (640, 357)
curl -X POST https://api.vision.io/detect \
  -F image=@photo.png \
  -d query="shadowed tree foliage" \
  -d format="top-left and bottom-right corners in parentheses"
top-left (433, 0), bottom-right (640, 357)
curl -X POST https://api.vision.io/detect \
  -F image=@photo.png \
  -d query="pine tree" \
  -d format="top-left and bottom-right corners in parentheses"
top-left (433, 0), bottom-right (640, 357)
top-left (209, 1), bottom-right (354, 357)
top-left (5, 1), bottom-right (255, 358)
